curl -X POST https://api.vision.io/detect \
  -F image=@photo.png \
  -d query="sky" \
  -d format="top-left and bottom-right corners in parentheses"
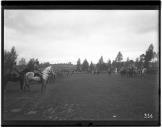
top-left (4, 10), bottom-right (158, 64)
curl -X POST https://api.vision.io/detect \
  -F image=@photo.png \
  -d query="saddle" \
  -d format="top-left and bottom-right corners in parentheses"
top-left (34, 72), bottom-right (43, 82)
top-left (34, 72), bottom-right (41, 77)
top-left (34, 70), bottom-right (42, 78)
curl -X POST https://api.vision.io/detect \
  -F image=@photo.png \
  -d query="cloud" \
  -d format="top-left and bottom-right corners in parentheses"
top-left (4, 10), bottom-right (158, 64)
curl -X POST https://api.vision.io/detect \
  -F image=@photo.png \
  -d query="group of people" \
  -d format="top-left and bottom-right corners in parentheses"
top-left (119, 66), bottom-right (147, 77)
top-left (87, 65), bottom-right (147, 78)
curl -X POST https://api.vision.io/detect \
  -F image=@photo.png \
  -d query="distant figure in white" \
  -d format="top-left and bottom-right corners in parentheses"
top-left (24, 66), bottom-right (56, 94)
top-left (114, 68), bottom-right (118, 74)
top-left (141, 68), bottom-right (147, 77)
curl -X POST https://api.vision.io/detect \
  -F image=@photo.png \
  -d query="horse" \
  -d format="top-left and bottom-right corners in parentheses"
top-left (92, 68), bottom-right (100, 75)
top-left (119, 68), bottom-right (127, 77)
top-left (107, 68), bottom-right (112, 75)
top-left (139, 68), bottom-right (147, 78)
top-left (94, 70), bottom-right (100, 75)
top-left (70, 70), bottom-right (75, 76)
top-left (127, 66), bottom-right (141, 78)
top-left (3, 69), bottom-right (25, 91)
top-left (24, 66), bottom-right (56, 94)
top-left (127, 67), bottom-right (136, 78)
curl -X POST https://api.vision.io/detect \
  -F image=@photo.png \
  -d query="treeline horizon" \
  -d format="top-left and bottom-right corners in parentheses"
top-left (4, 43), bottom-right (159, 72)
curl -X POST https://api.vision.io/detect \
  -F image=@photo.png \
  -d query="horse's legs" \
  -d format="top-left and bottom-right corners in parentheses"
top-left (44, 83), bottom-right (47, 92)
top-left (41, 85), bottom-right (46, 95)
top-left (20, 78), bottom-right (24, 91)
top-left (23, 77), bottom-right (27, 92)
top-left (53, 75), bottom-right (56, 83)
top-left (27, 84), bottom-right (31, 91)
top-left (23, 81), bottom-right (27, 92)
top-left (41, 80), bottom-right (47, 95)
top-left (23, 77), bottom-right (30, 92)
top-left (41, 80), bottom-right (45, 94)
top-left (23, 83), bottom-right (26, 92)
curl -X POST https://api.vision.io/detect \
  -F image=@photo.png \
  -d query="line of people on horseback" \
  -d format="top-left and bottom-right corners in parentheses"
top-left (87, 64), bottom-right (146, 78)
top-left (119, 65), bottom-right (146, 78)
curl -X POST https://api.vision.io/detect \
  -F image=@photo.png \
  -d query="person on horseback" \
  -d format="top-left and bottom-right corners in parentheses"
top-left (33, 63), bottom-right (42, 81)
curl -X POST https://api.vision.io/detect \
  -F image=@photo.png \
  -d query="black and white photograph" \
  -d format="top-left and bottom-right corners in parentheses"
top-left (2, 3), bottom-right (160, 126)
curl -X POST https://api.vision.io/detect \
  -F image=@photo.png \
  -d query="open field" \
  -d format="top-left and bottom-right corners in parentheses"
top-left (3, 73), bottom-right (159, 121)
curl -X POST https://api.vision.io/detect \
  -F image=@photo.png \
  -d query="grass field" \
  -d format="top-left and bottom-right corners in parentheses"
top-left (3, 73), bottom-right (159, 121)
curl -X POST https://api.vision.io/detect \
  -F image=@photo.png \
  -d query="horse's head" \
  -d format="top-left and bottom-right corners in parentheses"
top-left (46, 66), bottom-right (55, 76)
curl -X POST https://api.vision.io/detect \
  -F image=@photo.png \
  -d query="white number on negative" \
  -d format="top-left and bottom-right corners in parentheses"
top-left (144, 113), bottom-right (153, 119)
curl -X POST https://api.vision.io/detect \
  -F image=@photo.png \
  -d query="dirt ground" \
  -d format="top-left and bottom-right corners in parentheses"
top-left (3, 73), bottom-right (159, 121)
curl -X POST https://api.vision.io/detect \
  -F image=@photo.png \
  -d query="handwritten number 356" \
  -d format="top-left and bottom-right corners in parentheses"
top-left (144, 113), bottom-right (153, 119)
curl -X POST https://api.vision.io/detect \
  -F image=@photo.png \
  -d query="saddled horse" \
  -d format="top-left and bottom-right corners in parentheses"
top-left (24, 66), bottom-right (56, 94)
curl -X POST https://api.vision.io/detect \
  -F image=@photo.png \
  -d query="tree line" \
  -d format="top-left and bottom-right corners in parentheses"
top-left (4, 43), bottom-right (159, 75)
top-left (4, 47), bottom-right (50, 75)
top-left (76, 44), bottom-right (159, 73)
